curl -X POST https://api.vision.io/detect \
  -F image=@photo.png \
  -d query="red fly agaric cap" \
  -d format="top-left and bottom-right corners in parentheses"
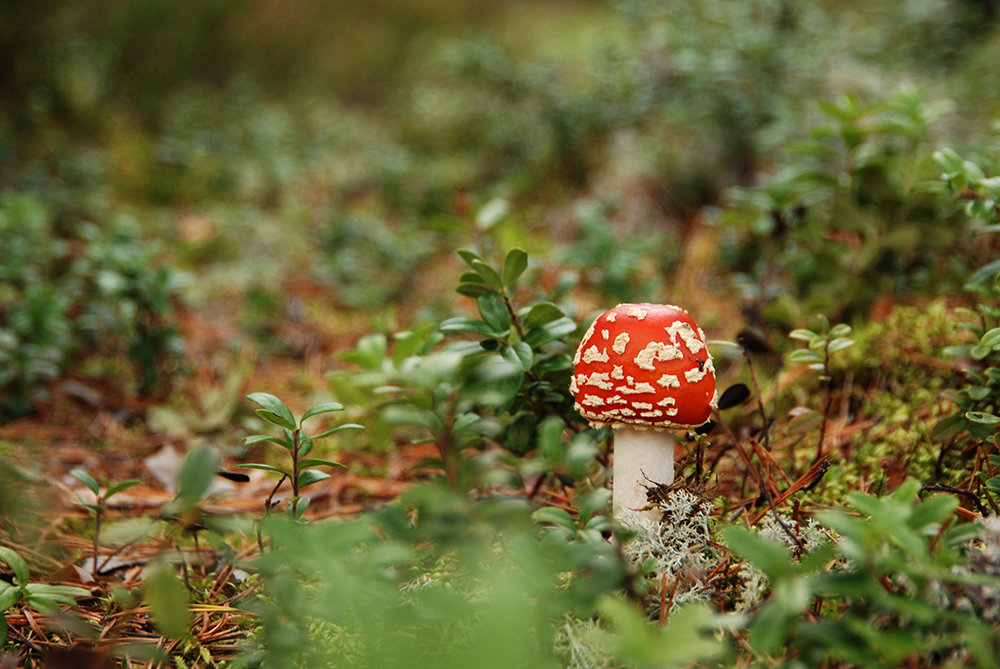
top-left (570, 303), bottom-right (717, 428)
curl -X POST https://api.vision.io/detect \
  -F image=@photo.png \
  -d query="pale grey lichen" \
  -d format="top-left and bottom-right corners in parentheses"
top-left (957, 514), bottom-right (1000, 624)
top-left (621, 488), bottom-right (721, 616)
top-left (734, 511), bottom-right (830, 613)
top-left (553, 616), bottom-right (615, 669)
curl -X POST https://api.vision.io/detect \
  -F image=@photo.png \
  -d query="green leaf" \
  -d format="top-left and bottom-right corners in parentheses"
top-left (747, 601), bottom-right (794, 655)
top-left (722, 526), bottom-right (795, 579)
top-left (788, 328), bottom-right (817, 342)
top-left (470, 260), bottom-right (504, 289)
top-left (477, 292), bottom-right (512, 333)
top-left (24, 594), bottom-right (60, 615)
top-left (310, 423), bottom-right (365, 440)
top-left (70, 469), bottom-right (100, 496)
top-left (105, 479), bottom-right (142, 498)
top-left (532, 506), bottom-right (576, 532)
top-left (908, 494), bottom-right (959, 530)
top-left (829, 323), bottom-right (852, 338)
top-left (941, 522), bottom-right (981, 548)
top-left (300, 402), bottom-right (345, 424)
top-left (0, 547), bottom-right (30, 587)
top-left (297, 458), bottom-right (343, 469)
top-left (288, 496), bottom-right (311, 519)
top-left (456, 282), bottom-right (495, 298)
top-left (246, 392), bottom-right (296, 430)
top-left (452, 412), bottom-right (484, 436)
top-left (175, 446), bottom-right (220, 511)
top-left (988, 476), bottom-right (1000, 495)
top-left (391, 322), bottom-right (437, 365)
top-left (341, 333), bottom-right (387, 368)
top-left (439, 317), bottom-right (496, 336)
top-left (456, 248), bottom-right (485, 267)
top-left (788, 349), bottom-right (824, 364)
top-left (242, 434), bottom-right (293, 450)
top-left (24, 583), bottom-right (90, 605)
top-left (966, 410), bottom-right (1000, 425)
top-left (501, 342), bottom-right (534, 371)
top-left (234, 463), bottom-right (291, 478)
top-left (521, 302), bottom-right (565, 328)
top-left (523, 317), bottom-right (577, 347)
top-left (0, 582), bottom-right (22, 612)
top-left (533, 353), bottom-right (573, 376)
top-left (827, 337), bottom-right (855, 353)
top-left (981, 327), bottom-right (1000, 348)
top-left (298, 433), bottom-right (313, 458)
top-left (381, 403), bottom-right (444, 432)
top-left (144, 561), bottom-right (190, 639)
top-left (475, 198), bottom-right (509, 230)
top-left (929, 414), bottom-right (967, 441)
top-left (935, 148), bottom-right (965, 175)
top-left (967, 259), bottom-right (1000, 287)
top-left (459, 271), bottom-right (486, 285)
top-left (297, 469), bottom-right (330, 490)
top-left (501, 248), bottom-right (528, 291)
top-left (972, 345), bottom-right (992, 360)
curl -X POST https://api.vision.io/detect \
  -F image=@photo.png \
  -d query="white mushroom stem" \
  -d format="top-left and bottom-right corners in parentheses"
top-left (612, 426), bottom-right (674, 523)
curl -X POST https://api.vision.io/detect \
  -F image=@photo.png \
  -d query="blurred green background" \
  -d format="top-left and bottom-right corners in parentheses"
top-left (3, 0), bottom-right (1000, 418)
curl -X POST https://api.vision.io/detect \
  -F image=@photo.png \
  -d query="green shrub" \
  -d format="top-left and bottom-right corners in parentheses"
top-left (720, 88), bottom-right (962, 325)
top-left (0, 191), bottom-right (182, 418)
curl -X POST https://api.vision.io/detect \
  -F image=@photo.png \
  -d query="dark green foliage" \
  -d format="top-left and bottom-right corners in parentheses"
top-left (239, 393), bottom-right (359, 522)
top-left (727, 480), bottom-right (1000, 667)
top-left (720, 89), bottom-right (964, 325)
top-left (0, 192), bottom-right (181, 419)
top-left (332, 248), bottom-right (591, 489)
top-left (0, 546), bottom-right (90, 645)
top-left (248, 485), bottom-right (643, 669)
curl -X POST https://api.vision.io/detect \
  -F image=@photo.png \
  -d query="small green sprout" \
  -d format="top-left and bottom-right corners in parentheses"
top-left (71, 469), bottom-right (141, 577)
top-left (239, 393), bottom-right (362, 523)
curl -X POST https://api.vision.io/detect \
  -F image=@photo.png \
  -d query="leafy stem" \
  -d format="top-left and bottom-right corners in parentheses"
top-left (70, 470), bottom-right (140, 577)
top-left (240, 393), bottom-right (362, 541)
top-left (788, 319), bottom-right (855, 466)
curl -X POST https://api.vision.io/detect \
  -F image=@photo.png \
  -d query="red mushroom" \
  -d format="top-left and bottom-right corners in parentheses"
top-left (570, 303), bottom-right (716, 521)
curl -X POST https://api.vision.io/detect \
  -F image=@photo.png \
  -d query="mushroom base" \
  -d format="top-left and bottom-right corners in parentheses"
top-left (612, 427), bottom-right (675, 523)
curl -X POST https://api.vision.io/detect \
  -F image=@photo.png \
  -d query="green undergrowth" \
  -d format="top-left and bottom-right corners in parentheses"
top-left (5, 1), bottom-right (1000, 667)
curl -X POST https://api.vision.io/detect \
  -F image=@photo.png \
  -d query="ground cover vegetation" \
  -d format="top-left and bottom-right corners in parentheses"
top-left (3, 0), bottom-right (1000, 666)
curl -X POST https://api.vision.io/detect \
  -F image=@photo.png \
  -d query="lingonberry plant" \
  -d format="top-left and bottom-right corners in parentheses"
top-left (332, 248), bottom-right (592, 492)
top-left (239, 393), bottom-right (361, 523)
top-left (70, 469), bottom-right (141, 576)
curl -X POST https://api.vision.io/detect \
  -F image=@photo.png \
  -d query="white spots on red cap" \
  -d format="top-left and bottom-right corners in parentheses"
top-left (657, 373), bottom-right (680, 389)
top-left (684, 358), bottom-right (715, 384)
top-left (605, 311), bottom-right (617, 323)
top-left (611, 365), bottom-right (624, 380)
top-left (573, 318), bottom-right (600, 365)
top-left (581, 394), bottom-right (605, 407)
top-left (601, 329), bottom-right (609, 340)
top-left (619, 381), bottom-right (656, 395)
top-left (640, 410), bottom-right (663, 418)
top-left (575, 372), bottom-right (614, 390)
top-left (626, 306), bottom-right (648, 320)
top-left (666, 320), bottom-right (705, 354)
top-left (657, 397), bottom-right (679, 416)
top-left (633, 402), bottom-right (653, 410)
top-left (582, 345), bottom-right (610, 364)
top-left (634, 341), bottom-right (682, 371)
top-left (612, 332), bottom-right (630, 355)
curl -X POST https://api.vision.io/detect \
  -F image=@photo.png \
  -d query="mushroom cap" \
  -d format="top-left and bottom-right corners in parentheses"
top-left (570, 303), bottom-right (717, 429)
